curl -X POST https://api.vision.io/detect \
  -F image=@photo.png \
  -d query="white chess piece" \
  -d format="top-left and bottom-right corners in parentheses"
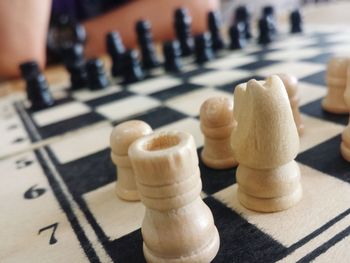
top-left (110, 120), bottom-right (152, 201)
top-left (129, 131), bottom-right (220, 263)
top-left (341, 65), bottom-right (350, 161)
top-left (200, 97), bottom-right (237, 169)
top-left (322, 57), bottom-right (349, 114)
top-left (231, 75), bottom-right (302, 212)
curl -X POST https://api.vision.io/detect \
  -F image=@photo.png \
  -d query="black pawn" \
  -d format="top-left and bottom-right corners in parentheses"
top-left (290, 9), bottom-right (303, 33)
top-left (229, 23), bottom-right (246, 49)
top-left (208, 11), bottom-right (225, 51)
top-left (20, 61), bottom-right (54, 111)
top-left (258, 16), bottom-right (273, 45)
top-left (86, 58), bottom-right (109, 90)
top-left (121, 50), bottom-right (144, 84)
top-left (106, 31), bottom-right (125, 77)
top-left (61, 43), bottom-right (88, 90)
top-left (234, 5), bottom-right (252, 39)
top-left (263, 5), bottom-right (277, 35)
top-left (194, 33), bottom-right (214, 64)
top-left (174, 8), bottom-right (194, 56)
top-left (20, 61), bottom-right (40, 81)
top-left (136, 20), bottom-right (159, 69)
top-left (163, 40), bottom-right (182, 73)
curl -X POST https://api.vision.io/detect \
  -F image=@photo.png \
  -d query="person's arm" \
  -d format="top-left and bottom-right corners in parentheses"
top-left (0, 0), bottom-right (52, 79)
top-left (83, 0), bottom-right (219, 58)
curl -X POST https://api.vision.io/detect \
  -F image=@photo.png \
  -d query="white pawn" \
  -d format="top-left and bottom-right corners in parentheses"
top-left (200, 97), bottom-right (237, 169)
top-left (322, 57), bottom-right (349, 114)
top-left (341, 65), bottom-right (350, 161)
top-left (231, 75), bottom-right (302, 212)
top-left (110, 120), bottom-right (152, 201)
top-left (129, 131), bottom-right (220, 263)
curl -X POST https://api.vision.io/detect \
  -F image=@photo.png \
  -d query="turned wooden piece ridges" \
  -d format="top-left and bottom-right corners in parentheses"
top-left (341, 65), bottom-right (350, 162)
top-left (277, 73), bottom-right (304, 136)
top-left (231, 75), bottom-right (302, 212)
top-left (129, 131), bottom-right (220, 263)
top-left (322, 56), bottom-right (349, 114)
top-left (110, 120), bottom-right (152, 201)
top-left (200, 96), bottom-right (237, 169)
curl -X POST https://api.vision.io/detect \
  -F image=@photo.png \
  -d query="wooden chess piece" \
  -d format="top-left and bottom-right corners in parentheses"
top-left (322, 57), bottom-right (349, 114)
top-left (341, 66), bottom-right (350, 161)
top-left (129, 131), bottom-right (220, 263)
top-left (110, 120), bottom-right (152, 201)
top-left (231, 75), bottom-right (302, 212)
top-left (200, 97), bottom-right (237, 169)
top-left (277, 73), bottom-right (304, 135)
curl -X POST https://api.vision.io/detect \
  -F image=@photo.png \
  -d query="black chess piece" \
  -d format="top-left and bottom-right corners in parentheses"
top-left (121, 49), bottom-right (144, 84)
top-left (163, 40), bottom-right (182, 73)
top-left (86, 58), bottom-right (109, 90)
top-left (20, 61), bottom-right (54, 111)
top-left (208, 11), bottom-right (225, 51)
top-left (136, 20), bottom-right (159, 69)
top-left (174, 8), bottom-right (194, 56)
top-left (47, 14), bottom-right (86, 64)
top-left (106, 31), bottom-right (126, 77)
top-left (290, 9), bottom-right (303, 33)
top-left (258, 16), bottom-right (273, 45)
top-left (19, 61), bottom-right (40, 81)
top-left (194, 33), bottom-right (214, 64)
top-left (229, 23), bottom-right (246, 49)
top-left (61, 43), bottom-right (88, 89)
top-left (234, 5), bottom-right (252, 39)
top-left (262, 5), bottom-right (277, 35)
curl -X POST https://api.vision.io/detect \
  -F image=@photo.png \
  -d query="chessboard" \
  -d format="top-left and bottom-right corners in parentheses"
top-left (2, 27), bottom-right (350, 263)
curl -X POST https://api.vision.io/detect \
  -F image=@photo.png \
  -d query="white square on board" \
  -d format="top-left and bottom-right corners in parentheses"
top-left (96, 95), bottom-right (160, 121)
top-left (49, 124), bottom-right (112, 164)
top-left (189, 69), bottom-right (250, 87)
top-left (165, 87), bottom-right (232, 117)
top-left (129, 76), bottom-right (182, 94)
top-left (33, 102), bottom-right (91, 127)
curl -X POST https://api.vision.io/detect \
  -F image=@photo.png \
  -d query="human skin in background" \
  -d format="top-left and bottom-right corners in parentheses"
top-left (0, 0), bottom-right (219, 80)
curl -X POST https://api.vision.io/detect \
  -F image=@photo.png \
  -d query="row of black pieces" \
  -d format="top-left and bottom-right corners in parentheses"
top-left (20, 56), bottom-right (109, 110)
top-left (60, 44), bottom-right (109, 91)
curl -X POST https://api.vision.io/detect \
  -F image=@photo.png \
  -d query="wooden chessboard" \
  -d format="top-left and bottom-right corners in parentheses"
top-left (1, 26), bottom-right (350, 263)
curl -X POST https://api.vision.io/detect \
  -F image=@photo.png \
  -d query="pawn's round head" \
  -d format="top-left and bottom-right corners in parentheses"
top-left (110, 120), bottom-right (152, 155)
top-left (200, 97), bottom-right (234, 128)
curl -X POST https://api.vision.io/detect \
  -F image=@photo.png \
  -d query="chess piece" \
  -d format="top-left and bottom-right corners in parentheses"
top-left (163, 40), bottom-right (182, 73)
top-left (20, 61), bottom-right (40, 81)
top-left (20, 61), bottom-right (54, 111)
top-left (121, 49), bottom-right (144, 84)
top-left (61, 43), bottom-right (88, 89)
top-left (277, 73), bottom-right (304, 135)
top-left (340, 66), bottom-right (350, 161)
top-left (86, 58), bottom-right (109, 90)
top-left (174, 8), bottom-right (194, 57)
top-left (322, 57), bottom-right (349, 113)
top-left (208, 11), bottom-right (225, 51)
top-left (290, 9), bottom-right (303, 34)
top-left (129, 131), bottom-right (220, 263)
top-left (194, 32), bottom-right (214, 64)
top-left (231, 75), bottom-right (302, 212)
top-left (110, 120), bottom-right (152, 201)
top-left (200, 97), bottom-right (237, 169)
top-left (229, 23), bottom-right (246, 50)
top-left (136, 20), bottom-right (159, 69)
top-left (258, 16), bottom-right (273, 45)
top-left (106, 31), bottom-right (125, 77)
top-left (262, 5), bottom-right (277, 35)
top-left (234, 5), bottom-right (252, 39)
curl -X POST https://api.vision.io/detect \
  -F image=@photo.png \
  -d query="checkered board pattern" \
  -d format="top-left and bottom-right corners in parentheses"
top-left (2, 28), bottom-right (350, 263)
